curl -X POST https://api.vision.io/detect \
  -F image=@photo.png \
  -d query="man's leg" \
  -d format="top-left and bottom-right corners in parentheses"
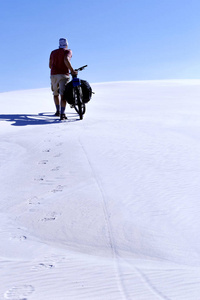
top-left (51, 75), bottom-right (60, 116)
top-left (54, 95), bottom-right (60, 115)
top-left (60, 95), bottom-right (67, 119)
top-left (54, 95), bottom-right (59, 106)
top-left (59, 76), bottom-right (69, 119)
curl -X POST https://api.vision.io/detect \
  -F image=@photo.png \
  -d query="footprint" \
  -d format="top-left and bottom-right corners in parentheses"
top-left (38, 160), bottom-right (48, 165)
top-left (54, 153), bottom-right (62, 157)
top-left (42, 217), bottom-right (56, 222)
top-left (34, 176), bottom-right (45, 182)
top-left (41, 212), bottom-right (57, 222)
top-left (4, 284), bottom-right (34, 299)
top-left (42, 149), bottom-right (50, 152)
top-left (10, 235), bottom-right (27, 241)
top-left (51, 185), bottom-right (64, 193)
top-left (31, 263), bottom-right (55, 271)
top-left (28, 197), bottom-right (40, 205)
top-left (51, 166), bottom-right (60, 171)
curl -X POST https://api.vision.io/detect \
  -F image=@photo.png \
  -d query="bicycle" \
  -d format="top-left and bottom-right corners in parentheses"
top-left (71, 65), bottom-right (88, 120)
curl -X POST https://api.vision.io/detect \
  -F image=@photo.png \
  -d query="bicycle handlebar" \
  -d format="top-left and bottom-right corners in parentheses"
top-left (75, 65), bottom-right (88, 72)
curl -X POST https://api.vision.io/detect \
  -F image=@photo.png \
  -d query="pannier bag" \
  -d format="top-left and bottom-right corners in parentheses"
top-left (63, 81), bottom-right (74, 104)
top-left (64, 80), bottom-right (92, 104)
top-left (81, 80), bottom-right (92, 103)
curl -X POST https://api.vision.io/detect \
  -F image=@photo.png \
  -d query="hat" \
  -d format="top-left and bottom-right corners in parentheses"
top-left (59, 38), bottom-right (68, 48)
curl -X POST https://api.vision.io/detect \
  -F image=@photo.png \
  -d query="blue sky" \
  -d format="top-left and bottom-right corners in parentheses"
top-left (0, 0), bottom-right (200, 92)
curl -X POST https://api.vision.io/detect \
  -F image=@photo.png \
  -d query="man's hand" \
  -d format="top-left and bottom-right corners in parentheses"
top-left (71, 69), bottom-right (78, 76)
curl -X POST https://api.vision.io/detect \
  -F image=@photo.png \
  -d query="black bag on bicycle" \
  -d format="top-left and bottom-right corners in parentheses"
top-left (64, 80), bottom-right (92, 104)
top-left (80, 80), bottom-right (92, 103)
top-left (63, 81), bottom-right (74, 104)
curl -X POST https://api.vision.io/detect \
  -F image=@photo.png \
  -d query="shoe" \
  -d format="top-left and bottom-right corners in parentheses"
top-left (54, 111), bottom-right (60, 116)
top-left (60, 114), bottom-right (67, 120)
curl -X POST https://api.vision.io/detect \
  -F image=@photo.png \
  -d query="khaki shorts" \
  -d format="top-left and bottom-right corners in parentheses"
top-left (51, 74), bottom-right (70, 96)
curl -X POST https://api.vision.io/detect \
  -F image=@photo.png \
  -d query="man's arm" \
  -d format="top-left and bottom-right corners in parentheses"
top-left (64, 56), bottom-right (77, 75)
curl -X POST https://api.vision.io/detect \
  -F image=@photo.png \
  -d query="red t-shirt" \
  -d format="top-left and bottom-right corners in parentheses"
top-left (50, 48), bottom-right (72, 75)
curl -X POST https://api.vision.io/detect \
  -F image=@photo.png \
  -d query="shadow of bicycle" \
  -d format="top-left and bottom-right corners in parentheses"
top-left (0, 112), bottom-right (79, 126)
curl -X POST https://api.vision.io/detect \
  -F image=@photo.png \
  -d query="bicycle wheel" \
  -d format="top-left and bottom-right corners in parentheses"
top-left (74, 87), bottom-right (86, 120)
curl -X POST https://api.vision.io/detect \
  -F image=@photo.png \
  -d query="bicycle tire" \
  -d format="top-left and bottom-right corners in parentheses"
top-left (74, 103), bottom-right (86, 117)
top-left (74, 87), bottom-right (86, 120)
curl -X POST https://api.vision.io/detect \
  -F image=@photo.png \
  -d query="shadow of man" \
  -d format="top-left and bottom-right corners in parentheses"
top-left (0, 113), bottom-right (61, 126)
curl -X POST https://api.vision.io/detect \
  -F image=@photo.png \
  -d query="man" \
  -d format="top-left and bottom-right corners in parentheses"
top-left (49, 38), bottom-right (77, 120)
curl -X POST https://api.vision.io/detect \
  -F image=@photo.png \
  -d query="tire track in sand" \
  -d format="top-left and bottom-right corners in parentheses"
top-left (78, 136), bottom-right (132, 300)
